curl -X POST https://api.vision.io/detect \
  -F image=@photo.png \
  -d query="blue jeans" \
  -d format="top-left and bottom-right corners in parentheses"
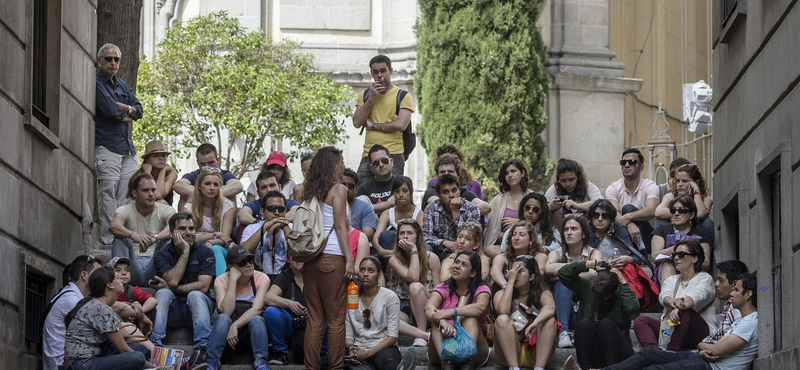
top-left (554, 281), bottom-right (583, 332)
top-left (111, 237), bottom-right (167, 287)
top-left (67, 351), bottom-right (145, 370)
top-left (205, 313), bottom-right (269, 368)
top-left (621, 204), bottom-right (654, 253)
top-left (604, 348), bottom-right (712, 370)
top-left (150, 289), bottom-right (214, 348)
top-left (265, 306), bottom-right (328, 354)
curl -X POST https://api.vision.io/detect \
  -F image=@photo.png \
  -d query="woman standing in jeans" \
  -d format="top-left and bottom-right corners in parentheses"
top-left (301, 146), bottom-right (356, 370)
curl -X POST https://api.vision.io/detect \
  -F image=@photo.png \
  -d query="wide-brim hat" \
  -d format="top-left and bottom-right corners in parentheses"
top-left (142, 140), bottom-right (171, 160)
top-left (226, 244), bottom-right (254, 265)
top-left (266, 151), bottom-right (287, 167)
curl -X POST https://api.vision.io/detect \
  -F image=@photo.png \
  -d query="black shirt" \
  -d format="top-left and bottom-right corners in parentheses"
top-left (153, 241), bottom-right (216, 295)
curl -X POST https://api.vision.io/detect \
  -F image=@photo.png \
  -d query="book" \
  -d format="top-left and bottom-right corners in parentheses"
top-left (150, 346), bottom-right (184, 370)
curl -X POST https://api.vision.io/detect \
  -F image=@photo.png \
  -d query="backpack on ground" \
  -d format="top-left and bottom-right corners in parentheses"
top-left (286, 197), bottom-right (333, 262)
top-left (360, 88), bottom-right (415, 160)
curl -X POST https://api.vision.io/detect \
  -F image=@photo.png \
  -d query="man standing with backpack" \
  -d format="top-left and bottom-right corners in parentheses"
top-left (353, 54), bottom-right (415, 181)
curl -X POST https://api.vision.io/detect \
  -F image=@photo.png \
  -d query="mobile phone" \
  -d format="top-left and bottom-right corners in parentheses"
top-left (148, 278), bottom-right (158, 286)
top-left (378, 76), bottom-right (386, 83)
top-left (556, 195), bottom-right (570, 201)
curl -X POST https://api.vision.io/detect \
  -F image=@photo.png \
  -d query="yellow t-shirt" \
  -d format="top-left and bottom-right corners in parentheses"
top-left (356, 86), bottom-right (414, 157)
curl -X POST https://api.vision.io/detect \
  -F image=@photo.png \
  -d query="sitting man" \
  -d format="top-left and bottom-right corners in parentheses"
top-left (174, 143), bottom-right (242, 210)
top-left (605, 148), bottom-right (660, 253)
top-left (342, 168), bottom-right (377, 242)
top-left (422, 174), bottom-right (481, 261)
top-left (600, 273), bottom-right (759, 370)
top-left (109, 257), bottom-right (157, 330)
top-left (240, 191), bottom-right (293, 280)
top-left (356, 144), bottom-right (396, 217)
top-left (149, 212), bottom-right (216, 367)
top-left (110, 172), bottom-right (175, 286)
top-left (238, 170), bottom-right (299, 227)
top-left (421, 153), bottom-right (491, 215)
top-left (702, 260), bottom-right (749, 345)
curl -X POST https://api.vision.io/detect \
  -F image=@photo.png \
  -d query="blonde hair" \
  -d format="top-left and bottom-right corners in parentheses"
top-left (188, 170), bottom-right (225, 231)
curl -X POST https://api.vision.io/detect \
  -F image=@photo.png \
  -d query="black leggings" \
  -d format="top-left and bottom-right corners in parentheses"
top-left (574, 318), bottom-right (634, 369)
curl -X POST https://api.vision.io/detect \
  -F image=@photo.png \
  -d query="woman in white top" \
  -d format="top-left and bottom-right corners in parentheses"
top-left (373, 176), bottom-right (422, 258)
top-left (491, 221), bottom-right (548, 290)
top-left (484, 158), bottom-right (533, 259)
top-left (301, 146), bottom-right (355, 370)
top-left (544, 158), bottom-right (603, 230)
top-left (182, 168), bottom-right (235, 276)
top-left (633, 239), bottom-right (717, 351)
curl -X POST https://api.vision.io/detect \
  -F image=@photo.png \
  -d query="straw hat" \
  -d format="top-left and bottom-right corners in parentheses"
top-left (142, 140), bottom-right (171, 160)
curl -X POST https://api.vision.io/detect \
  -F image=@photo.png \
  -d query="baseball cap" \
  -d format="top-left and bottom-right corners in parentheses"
top-left (226, 244), bottom-right (254, 265)
top-left (266, 151), bottom-right (287, 167)
top-left (107, 256), bottom-right (132, 268)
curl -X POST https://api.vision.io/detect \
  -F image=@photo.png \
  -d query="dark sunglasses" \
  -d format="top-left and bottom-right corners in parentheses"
top-left (102, 56), bottom-right (120, 63)
top-left (344, 182), bottom-right (357, 189)
top-left (515, 255), bottom-right (535, 261)
top-left (619, 159), bottom-right (639, 166)
top-left (462, 223), bottom-right (482, 232)
top-left (397, 219), bottom-right (418, 226)
top-left (671, 251), bottom-right (695, 259)
top-left (589, 212), bottom-right (610, 220)
top-left (670, 208), bottom-right (692, 215)
top-left (362, 309), bottom-right (372, 329)
top-left (236, 256), bottom-right (255, 267)
top-left (371, 157), bottom-right (390, 167)
top-left (524, 204), bottom-right (541, 213)
top-left (82, 255), bottom-right (96, 272)
top-left (264, 205), bottom-right (286, 213)
top-left (201, 166), bottom-right (222, 173)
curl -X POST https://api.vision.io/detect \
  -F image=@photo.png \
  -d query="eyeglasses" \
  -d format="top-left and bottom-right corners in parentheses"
top-left (524, 204), bottom-right (541, 213)
top-left (344, 182), bottom-right (357, 189)
top-left (201, 166), bottom-right (222, 173)
top-left (102, 56), bottom-right (120, 63)
top-left (362, 309), bottom-right (372, 329)
top-left (671, 251), bottom-right (695, 259)
top-left (82, 255), bottom-right (96, 272)
top-left (115, 275), bottom-right (124, 282)
top-left (589, 212), bottom-right (610, 220)
top-left (236, 256), bottom-right (254, 267)
top-left (670, 208), bottom-right (692, 215)
top-left (264, 205), bottom-right (286, 213)
top-left (371, 157), bottom-right (390, 167)
top-left (515, 255), bottom-right (535, 261)
top-left (619, 159), bottom-right (639, 167)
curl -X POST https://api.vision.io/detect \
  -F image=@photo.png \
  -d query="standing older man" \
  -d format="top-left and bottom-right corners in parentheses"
top-left (95, 43), bottom-right (143, 244)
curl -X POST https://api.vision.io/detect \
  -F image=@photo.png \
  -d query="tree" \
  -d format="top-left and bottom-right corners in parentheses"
top-left (415, 0), bottom-right (553, 196)
top-left (135, 12), bottom-right (353, 176)
top-left (97, 0), bottom-right (143, 91)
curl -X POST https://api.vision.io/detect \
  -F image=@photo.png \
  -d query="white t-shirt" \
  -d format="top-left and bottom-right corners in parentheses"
top-left (184, 200), bottom-right (235, 234)
top-left (710, 312), bottom-right (758, 370)
top-left (115, 202), bottom-right (176, 257)
top-left (544, 181), bottom-right (603, 203)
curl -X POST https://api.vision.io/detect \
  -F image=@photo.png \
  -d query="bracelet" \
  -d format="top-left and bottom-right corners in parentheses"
top-left (410, 251), bottom-right (419, 255)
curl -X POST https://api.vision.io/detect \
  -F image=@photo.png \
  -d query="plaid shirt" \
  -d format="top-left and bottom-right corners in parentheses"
top-left (422, 198), bottom-right (481, 250)
top-left (701, 298), bottom-right (741, 344)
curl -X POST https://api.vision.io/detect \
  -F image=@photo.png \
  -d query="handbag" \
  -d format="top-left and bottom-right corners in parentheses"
top-left (119, 322), bottom-right (154, 351)
top-left (440, 308), bottom-right (478, 364)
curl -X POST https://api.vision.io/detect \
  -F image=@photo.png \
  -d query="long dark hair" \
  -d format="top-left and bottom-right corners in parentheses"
top-left (497, 158), bottom-right (530, 192)
top-left (559, 214), bottom-right (591, 263)
top-left (393, 220), bottom-right (429, 285)
top-left (443, 251), bottom-right (484, 304)
top-left (554, 158), bottom-right (589, 201)
top-left (512, 255), bottom-right (549, 310)
top-left (303, 146), bottom-right (342, 201)
top-left (392, 176), bottom-right (415, 206)
top-left (65, 266), bottom-right (116, 327)
top-left (518, 192), bottom-right (557, 247)
top-left (672, 164), bottom-right (708, 197)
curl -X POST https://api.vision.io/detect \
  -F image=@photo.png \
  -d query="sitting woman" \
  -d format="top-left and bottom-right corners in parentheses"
top-left (385, 219), bottom-right (441, 347)
top-left (491, 221), bottom-right (548, 291)
top-left (499, 192), bottom-right (562, 253)
top-left (587, 199), bottom-right (639, 267)
top-left (633, 239), bottom-right (718, 351)
top-left (493, 256), bottom-right (558, 370)
top-left (248, 151), bottom-right (296, 201)
top-left (654, 163), bottom-right (714, 245)
top-left (545, 214), bottom-right (602, 349)
top-left (63, 266), bottom-right (160, 370)
top-left (544, 158), bottom-right (603, 230)
top-left (651, 195), bottom-right (711, 286)
top-left (426, 251), bottom-right (491, 370)
top-left (203, 245), bottom-right (270, 370)
top-left (426, 143), bottom-right (484, 200)
top-left (346, 256), bottom-right (417, 370)
top-left (182, 168), bottom-right (236, 276)
top-left (440, 223), bottom-right (491, 282)
top-left (373, 176), bottom-right (423, 260)
top-left (137, 140), bottom-right (177, 206)
top-left (484, 158), bottom-right (533, 258)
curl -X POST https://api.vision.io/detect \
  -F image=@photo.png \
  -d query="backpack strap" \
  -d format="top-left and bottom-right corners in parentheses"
top-left (125, 285), bottom-right (135, 302)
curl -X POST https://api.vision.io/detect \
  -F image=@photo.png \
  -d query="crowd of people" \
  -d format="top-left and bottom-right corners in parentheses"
top-left (42, 48), bottom-right (759, 370)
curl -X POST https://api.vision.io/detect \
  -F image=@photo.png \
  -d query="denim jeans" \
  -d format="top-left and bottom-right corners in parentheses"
top-left (554, 281), bottom-right (583, 332)
top-left (67, 351), bottom-right (145, 370)
top-left (265, 306), bottom-right (328, 355)
top-left (621, 204), bottom-right (654, 253)
top-left (575, 318), bottom-right (633, 369)
top-left (95, 146), bottom-right (138, 244)
top-left (111, 237), bottom-right (165, 287)
top-left (205, 313), bottom-right (269, 368)
top-left (150, 289), bottom-right (214, 348)
top-left (604, 348), bottom-right (712, 370)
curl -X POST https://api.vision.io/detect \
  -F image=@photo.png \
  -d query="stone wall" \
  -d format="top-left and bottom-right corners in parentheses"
top-left (0, 1), bottom-right (97, 368)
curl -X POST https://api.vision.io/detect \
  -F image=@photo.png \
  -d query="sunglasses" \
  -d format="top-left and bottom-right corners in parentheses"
top-left (236, 256), bottom-right (255, 267)
top-left (397, 219), bottom-right (418, 226)
top-left (670, 208), bottom-right (692, 215)
top-left (524, 204), bottom-right (541, 213)
top-left (82, 255), bottom-right (96, 272)
top-left (462, 223), bottom-right (482, 232)
top-left (344, 182), bottom-right (357, 189)
top-left (589, 212), bottom-right (610, 220)
top-left (201, 166), bottom-right (222, 173)
top-left (264, 205), bottom-right (286, 213)
top-left (515, 255), bottom-right (535, 261)
top-left (371, 157), bottom-right (390, 167)
top-left (362, 309), bottom-right (372, 329)
top-left (619, 159), bottom-right (639, 167)
top-left (102, 56), bottom-right (120, 63)
top-left (671, 251), bottom-right (695, 259)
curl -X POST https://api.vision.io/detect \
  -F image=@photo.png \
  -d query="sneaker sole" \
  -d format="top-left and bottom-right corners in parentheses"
top-left (400, 346), bottom-right (417, 370)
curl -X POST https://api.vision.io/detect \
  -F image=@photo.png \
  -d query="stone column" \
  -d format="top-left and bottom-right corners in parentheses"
top-left (543, 0), bottom-right (642, 191)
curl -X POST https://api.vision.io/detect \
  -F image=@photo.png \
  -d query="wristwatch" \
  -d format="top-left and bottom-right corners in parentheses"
top-left (127, 105), bottom-right (133, 114)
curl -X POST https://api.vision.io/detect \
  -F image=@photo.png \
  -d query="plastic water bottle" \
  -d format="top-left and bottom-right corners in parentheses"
top-left (658, 318), bottom-right (680, 348)
top-left (612, 248), bottom-right (621, 260)
top-left (347, 280), bottom-right (359, 310)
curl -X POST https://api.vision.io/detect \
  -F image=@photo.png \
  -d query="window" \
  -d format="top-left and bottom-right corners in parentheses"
top-left (24, 0), bottom-right (61, 148)
top-left (721, 0), bottom-right (738, 28)
top-left (25, 270), bottom-right (50, 354)
top-left (770, 172), bottom-right (782, 350)
top-left (32, 0), bottom-right (48, 127)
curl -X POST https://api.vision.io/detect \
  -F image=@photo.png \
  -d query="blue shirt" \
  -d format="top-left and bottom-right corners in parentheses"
top-left (349, 198), bottom-right (377, 231)
top-left (182, 168), bottom-right (238, 185)
top-left (94, 70), bottom-right (142, 155)
top-left (243, 198), bottom-right (300, 222)
top-left (153, 241), bottom-right (216, 295)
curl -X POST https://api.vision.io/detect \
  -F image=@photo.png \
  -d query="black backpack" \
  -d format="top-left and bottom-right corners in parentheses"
top-left (360, 88), bottom-right (415, 160)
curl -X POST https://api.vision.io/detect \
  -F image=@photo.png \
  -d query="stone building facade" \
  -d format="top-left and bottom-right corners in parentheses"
top-left (0, 0), bottom-right (97, 367)
top-left (711, 0), bottom-right (800, 367)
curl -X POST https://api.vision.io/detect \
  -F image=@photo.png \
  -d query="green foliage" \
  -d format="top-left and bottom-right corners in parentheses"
top-left (135, 12), bottom-right (353, 176)
top-left (415, 0), bottom-right (553, 197)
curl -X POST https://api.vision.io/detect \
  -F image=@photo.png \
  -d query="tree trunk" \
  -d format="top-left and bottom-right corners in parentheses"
top-left (97, 0), bottom-right (143, 92)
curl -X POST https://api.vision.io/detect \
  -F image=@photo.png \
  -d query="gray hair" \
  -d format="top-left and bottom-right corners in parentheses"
top-left (97, 43), bottom-right (121, 58)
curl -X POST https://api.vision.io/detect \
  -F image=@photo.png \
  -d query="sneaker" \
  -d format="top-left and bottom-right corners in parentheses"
top-left (563, 355), bottom-right (581, 370)
top-left (558, 331), bottom-right (574, 348)
top-left (268, 352), bottom-right (288, 365)
top-left (184, 348), bottom-right (207, 368)
top-left (412, 337), bottom-right (428, 347)
top-left (256, 365), bottom-right (271, 370)
top-left (441, 360), bottom-right (455, 370)
top-left (397, 346), bottom-right (417, 370)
